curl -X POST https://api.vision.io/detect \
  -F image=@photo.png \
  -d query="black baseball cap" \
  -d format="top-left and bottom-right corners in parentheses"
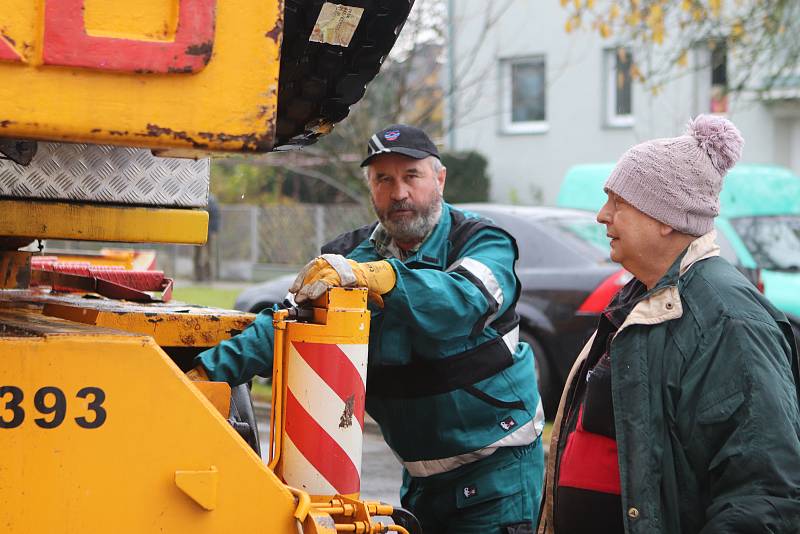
top-left (360, 124), bottom-right (440, 167)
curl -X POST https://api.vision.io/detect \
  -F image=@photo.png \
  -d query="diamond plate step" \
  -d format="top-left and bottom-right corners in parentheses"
top-left (0, 142), bottom-right (209, 208)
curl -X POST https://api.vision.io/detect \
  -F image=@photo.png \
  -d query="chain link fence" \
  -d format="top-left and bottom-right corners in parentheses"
top-left (46, 203), bottom-right (374, 281)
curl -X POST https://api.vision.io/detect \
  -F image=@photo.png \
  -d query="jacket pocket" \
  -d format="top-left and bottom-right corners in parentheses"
top-left (464, 385), bottom-right (526, 411)
top-left (455, 460), bottom-right (522, 509)
top-left (697, 389), bottom-right (745, 425)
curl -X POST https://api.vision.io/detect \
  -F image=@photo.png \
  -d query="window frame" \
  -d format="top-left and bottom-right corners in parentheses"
top-left (499, 55), bottom-right (549, 135)
top-left (693, 39), bottom-right (729, 115)
top-left (603, 47), bottom-right (635, 129)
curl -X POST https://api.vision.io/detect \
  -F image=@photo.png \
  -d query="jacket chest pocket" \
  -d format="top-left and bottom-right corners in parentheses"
top-left (697, 389), bottom-right (745, 425)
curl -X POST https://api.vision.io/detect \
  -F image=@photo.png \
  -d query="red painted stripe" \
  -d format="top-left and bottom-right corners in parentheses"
top-left (0, 35), bottom-right (21, 63)
top-left (285, 390), bottom-right (360, 495)
top-left (292, 341), bottom-right (365, 429)
top-left (43, 0), bottom-right (216, 74)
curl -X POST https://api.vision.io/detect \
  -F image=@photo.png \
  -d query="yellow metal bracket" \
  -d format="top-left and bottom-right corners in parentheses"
top-left (0, 200), bottom-right (208, 244)
top-left (174, 466), bottom-right (219, 511)
top-left (192, 381), bottom-right (232, 418)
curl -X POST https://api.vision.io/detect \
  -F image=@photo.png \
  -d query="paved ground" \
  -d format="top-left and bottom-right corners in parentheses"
top-left (256, 407), bottom-right (403, 504)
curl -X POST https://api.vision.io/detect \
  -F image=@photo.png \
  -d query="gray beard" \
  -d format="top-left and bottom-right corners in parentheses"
top-left (373, 193), bottom-right (443, 243)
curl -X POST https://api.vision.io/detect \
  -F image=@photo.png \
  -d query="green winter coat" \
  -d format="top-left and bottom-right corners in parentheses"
top-left (539, 231), bottom-right (800, 534)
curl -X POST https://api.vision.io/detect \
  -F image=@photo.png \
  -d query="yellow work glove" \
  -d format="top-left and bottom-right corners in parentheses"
top-left (186, 365), bottom-right (210, 381)
top-left (290, 254), bottom-right (396, 307)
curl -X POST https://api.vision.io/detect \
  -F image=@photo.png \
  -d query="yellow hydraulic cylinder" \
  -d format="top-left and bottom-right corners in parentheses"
top-left (270, 288), bottom-right (371, 500)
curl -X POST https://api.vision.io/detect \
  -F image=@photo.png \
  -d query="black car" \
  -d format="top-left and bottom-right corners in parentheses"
top-left (234, 204), bottom-right (758, 418)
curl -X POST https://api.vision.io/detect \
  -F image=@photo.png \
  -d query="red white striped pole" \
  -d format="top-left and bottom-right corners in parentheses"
top-left (273, 288), bottom-right (371, 498)
top-left (281, 341), bottom-right (367, 497)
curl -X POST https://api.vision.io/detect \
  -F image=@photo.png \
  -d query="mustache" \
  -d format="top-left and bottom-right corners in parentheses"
top-left (388, 200), bottom-right (416, 213)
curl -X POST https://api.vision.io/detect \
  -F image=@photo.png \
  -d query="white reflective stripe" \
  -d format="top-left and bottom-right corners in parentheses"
top-left (502, 325), bottom-right (519, 353)
top-left (370, 134), bottom-right (387, 152)
top-left (403, 418), bottom-right (541, 478)
top-left (533, 397), bottom-right (545, 437)
top-left (320, 253), bottom-right (357, 287)
top-left (447, 257), bottom-right (504, 308)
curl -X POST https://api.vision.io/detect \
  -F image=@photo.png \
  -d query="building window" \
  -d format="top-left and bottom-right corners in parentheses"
top-left (695, 40), bottom-right (729, 114)
top-left (501, 56), bottom-right (547, 134)
top-left (604, 47), bottom-right (634, 128)
top-left (710, 40), bottom-right (728, 113)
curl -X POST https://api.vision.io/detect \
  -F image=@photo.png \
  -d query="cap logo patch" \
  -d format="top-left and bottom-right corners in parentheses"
top-left (463, 485), bottom-right (478, 499)
top-left (384, 129), bottom-right (401, 142)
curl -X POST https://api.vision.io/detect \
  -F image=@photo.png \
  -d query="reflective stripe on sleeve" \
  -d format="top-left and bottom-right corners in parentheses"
top-left (502, 325), bottom-right (519, 353)
top-left (447, 257), bottom-right (504, 332)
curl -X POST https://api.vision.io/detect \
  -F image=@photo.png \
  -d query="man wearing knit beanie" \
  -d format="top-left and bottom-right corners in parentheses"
top-left (538, 115), bottom-right (800, 534)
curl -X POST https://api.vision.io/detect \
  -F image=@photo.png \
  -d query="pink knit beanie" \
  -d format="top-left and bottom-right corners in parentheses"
top-left (604, 114), bottom-right (744, 236)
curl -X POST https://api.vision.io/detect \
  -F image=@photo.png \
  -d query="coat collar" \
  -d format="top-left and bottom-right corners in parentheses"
top-left (617, 230), bottom-right (720, 333)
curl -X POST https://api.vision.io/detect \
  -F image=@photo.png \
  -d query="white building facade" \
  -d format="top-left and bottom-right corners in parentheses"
top-left (445, 1), bottom-right (800, 204)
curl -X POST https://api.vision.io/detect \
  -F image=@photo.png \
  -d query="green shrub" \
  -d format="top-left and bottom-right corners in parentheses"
top-left (441, 151), bottom-right (490, 203)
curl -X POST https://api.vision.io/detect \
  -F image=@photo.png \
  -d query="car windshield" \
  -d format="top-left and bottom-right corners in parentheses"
top-left (501, 213), bottom-right (612, 267)
top-left (555, 218), bottom-right (611, 255)
top-left (730, 215), bottom-right (800, 272)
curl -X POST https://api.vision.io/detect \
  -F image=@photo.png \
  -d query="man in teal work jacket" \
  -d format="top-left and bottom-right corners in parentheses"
top-left (190, 125), bottom-right (544, 533)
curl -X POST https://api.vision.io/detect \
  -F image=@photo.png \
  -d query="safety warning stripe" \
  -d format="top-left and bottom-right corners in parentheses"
top-left (282, 435), bottom-right (337, 496)
top-left (285, 345), bottom-right (363, 468)
top-left (291, 341), bottom-right (365, 429)
top-left (285, 389), bottom-right (360, 495)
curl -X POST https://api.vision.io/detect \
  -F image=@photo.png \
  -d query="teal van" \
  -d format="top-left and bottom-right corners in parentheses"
top-left (557, 163), bottom-right (800, 328)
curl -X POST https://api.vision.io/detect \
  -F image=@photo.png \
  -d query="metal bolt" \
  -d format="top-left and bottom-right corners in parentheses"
top-left (628, 507), bottom-right (640, 519)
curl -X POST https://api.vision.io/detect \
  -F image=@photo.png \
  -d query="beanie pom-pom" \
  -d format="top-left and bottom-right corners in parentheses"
top-left (686, 114), bottom-right (744, 174)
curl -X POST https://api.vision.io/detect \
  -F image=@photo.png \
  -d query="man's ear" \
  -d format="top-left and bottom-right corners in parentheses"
top-left (438, 166), bottom-right (447, 194)
top-left (659, 222), bottom-right (675, 237)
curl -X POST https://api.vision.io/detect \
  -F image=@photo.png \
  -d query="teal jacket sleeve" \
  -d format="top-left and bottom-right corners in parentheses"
top-left (194, 309), bottom-right (275, 386)
top-left (382, 227), bottom-right (518, 341)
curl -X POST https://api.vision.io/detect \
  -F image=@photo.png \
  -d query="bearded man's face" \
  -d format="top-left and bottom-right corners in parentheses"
top-left (366, 154), bottom-right (445, 244)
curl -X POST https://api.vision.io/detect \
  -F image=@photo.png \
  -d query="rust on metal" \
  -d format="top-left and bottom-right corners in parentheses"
top-left (139, 123), bottom-right (273, 152)
top-left (338, 394), bottom-right (355, 429)
top-left (184, 40), bottom-right (214, 64)
top-left (1, 31), bottom-right (16, 46)
top-left (265, 17), bottom-right (283, 42)
top-left (167, 66), bottom-right (195, 74)
top-left (0, 251), bottom-right (32, 289)
top-left (0, 298), bottom-right (144, 339)
top-left (36, 294), bottom-right (255, 347)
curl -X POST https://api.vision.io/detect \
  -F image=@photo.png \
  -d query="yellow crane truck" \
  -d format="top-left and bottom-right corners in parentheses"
top-left (0, 1), bottom-right (420, 532)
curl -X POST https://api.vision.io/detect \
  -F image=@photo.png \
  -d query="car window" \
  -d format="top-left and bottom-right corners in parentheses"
top-left (554, 218), bottom-right (611, 256)
top-left (730, 215), bottom-right (800, 272)
top-left (472, 211), bottom-right (612, 269)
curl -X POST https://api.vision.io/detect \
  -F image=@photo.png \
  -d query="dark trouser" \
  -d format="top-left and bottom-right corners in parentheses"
top-left (401, 439), bottom-right (544, 534)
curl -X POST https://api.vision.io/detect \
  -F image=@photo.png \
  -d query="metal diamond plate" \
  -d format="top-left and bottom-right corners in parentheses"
top-left (0, 143), bottom-right (209, 207)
